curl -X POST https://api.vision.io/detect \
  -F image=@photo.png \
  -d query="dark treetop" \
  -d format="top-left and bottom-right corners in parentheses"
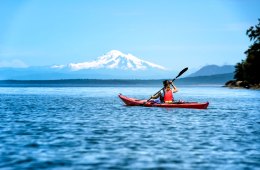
top-left (226, 19), bottom-right (260, 89)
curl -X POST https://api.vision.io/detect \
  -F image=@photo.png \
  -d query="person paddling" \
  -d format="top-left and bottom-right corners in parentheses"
top-left (164, 83), bottom-right (178, 103)
top-left (151, 80), bottom-right (178, 103)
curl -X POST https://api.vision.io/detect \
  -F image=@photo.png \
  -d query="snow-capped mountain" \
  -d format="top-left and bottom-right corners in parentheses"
top-left (52, 50), bottom-right (166, 71)
top-left (0, 50), bottom-right (172, 80)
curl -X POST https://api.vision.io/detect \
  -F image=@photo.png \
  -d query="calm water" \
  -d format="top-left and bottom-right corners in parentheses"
top-left (0, 86), bottom-right (259, 169)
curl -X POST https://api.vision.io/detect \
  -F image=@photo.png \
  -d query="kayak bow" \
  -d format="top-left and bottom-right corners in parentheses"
top-left (119, 94), bottom-right (209, 109)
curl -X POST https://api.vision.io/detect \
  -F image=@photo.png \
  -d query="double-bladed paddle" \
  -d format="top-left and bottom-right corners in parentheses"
top-left (146, 67), bottom-right (188, 103)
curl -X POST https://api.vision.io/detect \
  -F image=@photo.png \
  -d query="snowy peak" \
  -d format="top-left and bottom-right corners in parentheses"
top-left (106, 50), bottom-right (124, 57)
top-left (65, 50), bottom-right (166, 71)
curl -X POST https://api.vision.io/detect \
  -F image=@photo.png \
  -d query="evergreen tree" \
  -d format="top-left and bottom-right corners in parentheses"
top-left (234, 19), bottom-right (260, 84)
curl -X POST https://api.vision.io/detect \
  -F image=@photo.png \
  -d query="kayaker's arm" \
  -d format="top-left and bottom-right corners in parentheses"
top-left (151, 91), bottom-right (162, 99)
top-left (171, 83), bottom-right (178, 93)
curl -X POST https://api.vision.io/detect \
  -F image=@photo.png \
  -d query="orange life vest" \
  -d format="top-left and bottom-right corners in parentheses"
top-left (164, 89), bottom-right (173, 102)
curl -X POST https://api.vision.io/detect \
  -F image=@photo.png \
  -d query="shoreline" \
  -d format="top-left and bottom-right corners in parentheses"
top-left (225, 80), bottom-right (260, 90)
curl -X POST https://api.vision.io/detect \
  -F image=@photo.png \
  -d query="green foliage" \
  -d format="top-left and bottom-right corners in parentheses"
top-left (234, 19), bottom-right (260, 84)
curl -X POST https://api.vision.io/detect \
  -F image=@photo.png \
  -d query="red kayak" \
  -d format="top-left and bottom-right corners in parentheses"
top-left (119, 94), bottom-right (209, 109)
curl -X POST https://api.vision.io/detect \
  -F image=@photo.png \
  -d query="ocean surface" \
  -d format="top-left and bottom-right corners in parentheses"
top-left (0, 86), bottom-right (259, 169)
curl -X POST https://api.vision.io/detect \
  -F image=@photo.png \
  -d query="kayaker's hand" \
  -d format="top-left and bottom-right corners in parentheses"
top-left (152, 95), bottom-right (157, 99)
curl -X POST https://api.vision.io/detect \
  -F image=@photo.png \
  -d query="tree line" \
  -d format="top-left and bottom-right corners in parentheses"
top-left (234, 19), bottom-right (260, 85)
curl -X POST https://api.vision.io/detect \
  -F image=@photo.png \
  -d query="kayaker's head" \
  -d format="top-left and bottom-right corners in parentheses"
top-left (163, 80), bottom-right (169, 88)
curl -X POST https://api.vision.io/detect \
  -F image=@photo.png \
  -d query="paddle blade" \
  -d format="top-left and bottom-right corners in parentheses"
top-left (176, 67), bottom-right (188, 79)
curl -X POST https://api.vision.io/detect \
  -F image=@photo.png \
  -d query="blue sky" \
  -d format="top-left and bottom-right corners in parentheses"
top-left (0, 0), bottom-right (259, 70)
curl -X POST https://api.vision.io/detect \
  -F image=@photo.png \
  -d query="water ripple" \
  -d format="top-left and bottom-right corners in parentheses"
top-left (0, 87), bottom-right (259, 169)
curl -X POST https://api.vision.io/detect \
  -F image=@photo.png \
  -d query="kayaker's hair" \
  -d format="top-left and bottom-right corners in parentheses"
top-left (163, 80), bottom-right (169, 87)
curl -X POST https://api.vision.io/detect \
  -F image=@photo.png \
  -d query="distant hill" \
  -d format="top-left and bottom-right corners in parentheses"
top-left (177, 73), bottom-right (234, 85)
top-left (189, 65), bottom-right (235, 77)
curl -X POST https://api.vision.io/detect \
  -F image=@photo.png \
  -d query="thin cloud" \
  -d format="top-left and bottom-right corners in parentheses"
top-left (0, 59), bottom-right (28, 68)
